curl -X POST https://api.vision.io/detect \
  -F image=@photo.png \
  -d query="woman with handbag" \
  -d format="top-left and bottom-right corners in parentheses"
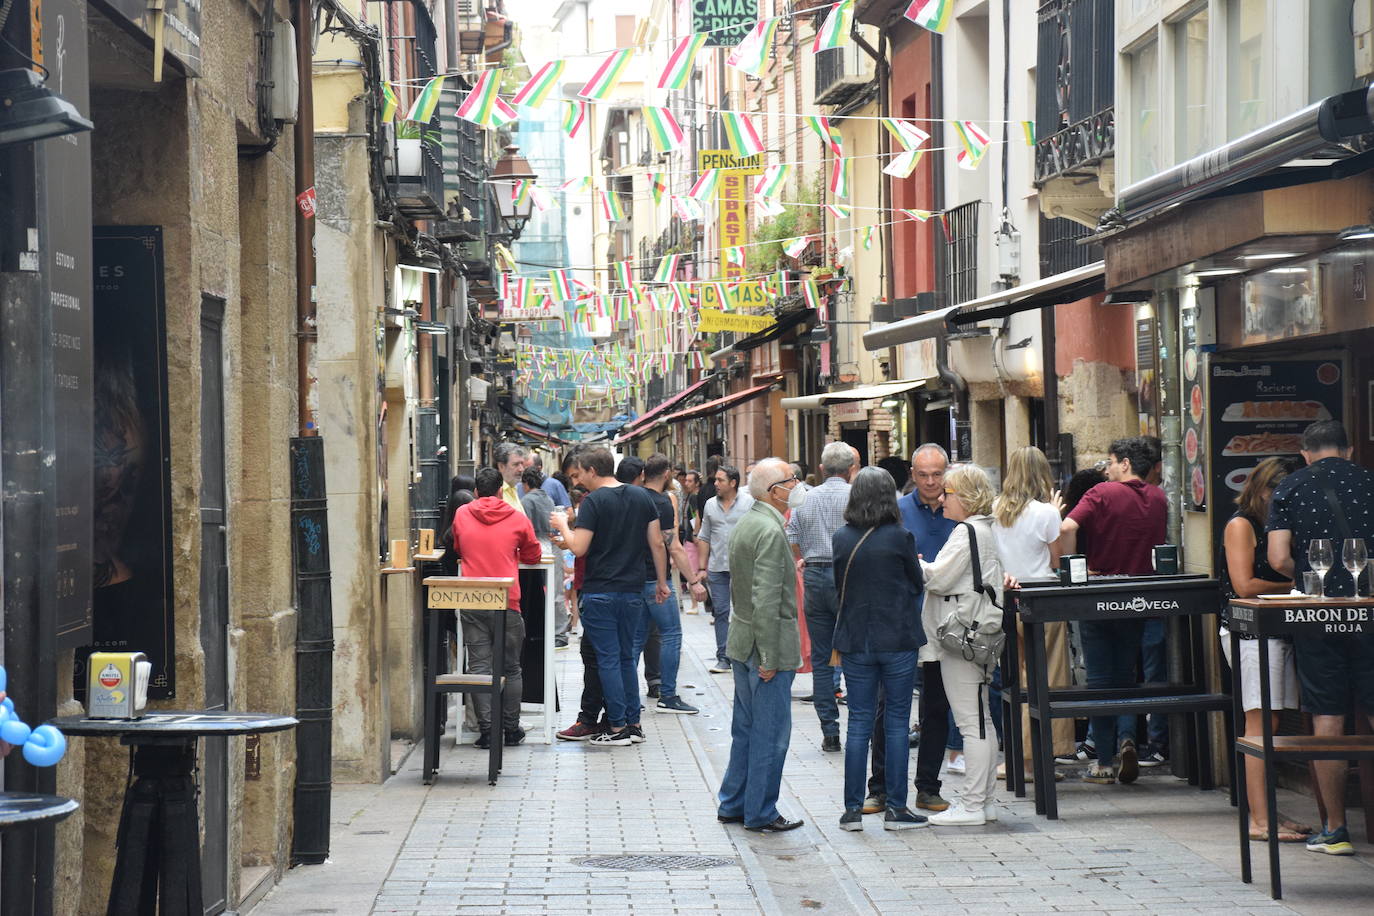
top-left (831, 467), bottom-right (927, 831)
top-left (921, 465), bottom-right (1008, 826)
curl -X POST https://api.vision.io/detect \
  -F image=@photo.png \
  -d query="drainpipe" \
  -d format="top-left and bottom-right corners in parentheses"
top-left (929, 31), bottom-right (968, 457)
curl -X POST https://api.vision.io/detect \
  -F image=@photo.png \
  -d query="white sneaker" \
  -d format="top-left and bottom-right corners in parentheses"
top-left (927, 802), bottom-right (986, 827)
top-left (983, 802), bottom-right (998, 822)
top-left (946, 753), bottom-right (966, 775)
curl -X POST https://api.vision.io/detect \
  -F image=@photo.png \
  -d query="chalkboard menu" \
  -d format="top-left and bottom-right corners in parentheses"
top-left (1208, 359), bottom-right (1344, 560)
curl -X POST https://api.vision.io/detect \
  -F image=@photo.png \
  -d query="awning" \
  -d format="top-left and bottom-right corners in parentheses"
top-left (863, 262), bottom-right (1104, 351)
top-left (780, 378), bottom-right (929, 411)
top-left (616, 376), bottom-right (713, 440)
top-left (661, 382), bottom-right (776, 424)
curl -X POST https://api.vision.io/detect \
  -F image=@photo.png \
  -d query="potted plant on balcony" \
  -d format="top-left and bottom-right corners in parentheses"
top-left (393, 121), bottom-right (442, 178)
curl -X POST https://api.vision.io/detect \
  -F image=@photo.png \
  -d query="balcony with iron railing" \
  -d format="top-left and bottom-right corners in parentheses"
top-left (937, 201), bottom-right (982, 308)
top-left (387, 6), bottom-right (446, 220)
top-left (1034, 0), bottom-right (1114, 186)
top-left (813, 40), bottom-right (876, 107)
top-left (434, 114), bottom-right (487, 241)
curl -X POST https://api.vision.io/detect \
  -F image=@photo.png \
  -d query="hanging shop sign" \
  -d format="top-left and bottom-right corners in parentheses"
top-left (693, 0), bottom-right (757, 47)
top-left (697, 280), bottom-right (770, 311)
top-left (699, 150), bottom-right (762, 281)
top-left (1240, 262), bottom-right (1323, 347)
top-left (697, 308), bottom-right (774, 334)
top-left (91, 0), bottom-right (203, 75)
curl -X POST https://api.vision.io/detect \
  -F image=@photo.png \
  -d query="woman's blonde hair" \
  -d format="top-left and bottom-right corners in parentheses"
top-left (945, 464), bottom-right (996, 517)
top-left (994, 446), bottom-right (1054, 528)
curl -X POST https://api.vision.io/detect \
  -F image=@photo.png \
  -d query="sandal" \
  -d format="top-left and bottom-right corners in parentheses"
top-left (1248, 827), bottom-right (1310, 843)
top-left (1279, 817), bottom-right (1314, 836)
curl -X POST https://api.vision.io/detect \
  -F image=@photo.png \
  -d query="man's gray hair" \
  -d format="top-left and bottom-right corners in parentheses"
top-left (821, 441), bottom-right (856, 477)
top-left (494, 442), bottom-right (530, 467)
top-left (747, 457), bottom-right (791, 499)
top-left (911, 443), bottom-right (949, 465)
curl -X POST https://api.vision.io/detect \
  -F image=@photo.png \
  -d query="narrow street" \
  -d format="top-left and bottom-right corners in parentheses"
top-left (254, 611), bottom-right (1370, 916)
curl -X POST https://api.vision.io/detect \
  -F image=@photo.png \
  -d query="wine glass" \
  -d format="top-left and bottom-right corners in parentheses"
top-left (1308, 539), bottom-right (1334, 600)
top-left (1343, 538), bottom-right (1369, 597)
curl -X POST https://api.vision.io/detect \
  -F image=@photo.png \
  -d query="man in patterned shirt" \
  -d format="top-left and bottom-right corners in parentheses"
top-left (786, 441), bottom-right (859, 751)
top-left (1267, 420), bottom-right (1374, 856)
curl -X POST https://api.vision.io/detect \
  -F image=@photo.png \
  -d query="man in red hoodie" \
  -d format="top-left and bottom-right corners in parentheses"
top-left (451, 467), bottom-right (543, 748)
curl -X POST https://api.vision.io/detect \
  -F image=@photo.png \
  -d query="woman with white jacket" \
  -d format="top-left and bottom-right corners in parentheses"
top-left (920, 464), bottom-right (1008, 826)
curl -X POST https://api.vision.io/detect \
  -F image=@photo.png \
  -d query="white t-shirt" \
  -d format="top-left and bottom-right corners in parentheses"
top-left (992, 500), bottom-right (1061, 580)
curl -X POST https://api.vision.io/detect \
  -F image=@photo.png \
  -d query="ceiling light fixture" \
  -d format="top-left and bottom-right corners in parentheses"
top-left (1239, 252), bottom-right (1298, 261)
top-left (1191, 267), bottom-right (1245, 277)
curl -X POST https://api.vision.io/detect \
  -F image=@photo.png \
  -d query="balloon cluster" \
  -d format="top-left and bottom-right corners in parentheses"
top-left (0, 665), bottom-right (68, 767)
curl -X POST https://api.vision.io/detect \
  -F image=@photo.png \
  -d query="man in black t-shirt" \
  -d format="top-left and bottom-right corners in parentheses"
top-left (552, 447), bottom-right (669, 747)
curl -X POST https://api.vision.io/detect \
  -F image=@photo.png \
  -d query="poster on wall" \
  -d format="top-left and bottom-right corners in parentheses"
top-left (1135, 315), bottom-right (1158, 435)
top-left (1182, 308), bottom-right (1206, 512)
top-left (77, 227), bottom-right (177, 699)
top-left (1208, 358), bottom-right (1344, 567)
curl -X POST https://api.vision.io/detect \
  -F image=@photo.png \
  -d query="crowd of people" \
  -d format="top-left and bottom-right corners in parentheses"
top-left (439, 419), bottom-right (1374, 851)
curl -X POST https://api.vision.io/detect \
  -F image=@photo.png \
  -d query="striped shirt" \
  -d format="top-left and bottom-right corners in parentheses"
top-left (785, 475), bottom-right (851, 563)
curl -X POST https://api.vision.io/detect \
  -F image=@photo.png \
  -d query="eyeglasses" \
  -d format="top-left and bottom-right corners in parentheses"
top-left (769, 476), bottom-right (799, 490)
top-left (943, 487), bottom-right (956, 495)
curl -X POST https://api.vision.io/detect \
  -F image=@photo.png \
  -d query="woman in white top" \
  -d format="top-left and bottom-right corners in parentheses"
top-left (991, 446), bottom-right (1075, 780)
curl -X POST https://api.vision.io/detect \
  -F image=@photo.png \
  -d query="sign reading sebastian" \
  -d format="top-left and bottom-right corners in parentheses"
top-left (699, 150), bottom-right (763, 283)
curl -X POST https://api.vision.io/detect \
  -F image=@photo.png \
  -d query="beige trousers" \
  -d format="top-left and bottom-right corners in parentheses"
top-left (1018, 619), bottom-right (1076, 763)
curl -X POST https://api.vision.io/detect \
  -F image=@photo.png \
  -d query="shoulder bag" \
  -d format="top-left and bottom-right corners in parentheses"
top-left (934, 521), bottom-right (1006, 668)
top-left (830, 527), bottom-right (876, 667)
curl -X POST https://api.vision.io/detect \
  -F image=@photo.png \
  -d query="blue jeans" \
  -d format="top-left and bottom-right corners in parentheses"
top-left (1141, 617), bottom-right (1169, 747)
top-left (718, 656), bottom-right (795, 828)
top-left (580, 591), bottom-right (647, 728)
top-left (636, 581), bottom-right (682, 698)
top-left (842, 650), bottom-right (917, 811)
top-left (802, 565), bottom-right (841, 737)
top-left (1080, 619), bottom-right (1145, 756)
top-left (706, 571), bottom-right (732, 664)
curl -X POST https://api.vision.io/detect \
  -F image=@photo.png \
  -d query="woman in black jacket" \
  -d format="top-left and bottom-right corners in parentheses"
top-left (831, 466), bottom-right (925, 832)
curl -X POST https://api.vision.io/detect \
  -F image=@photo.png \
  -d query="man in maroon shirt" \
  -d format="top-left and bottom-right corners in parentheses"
top-left (1058, 437), bottom-right (1167, 786)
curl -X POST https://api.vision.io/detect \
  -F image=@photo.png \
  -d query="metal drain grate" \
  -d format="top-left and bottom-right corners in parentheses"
top-left (575, 854), bottom-right (739, 871)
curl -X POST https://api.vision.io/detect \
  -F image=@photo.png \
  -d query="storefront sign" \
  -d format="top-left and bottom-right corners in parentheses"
top-left (692, 0), bottom-right (756, 47)
top-left (1208, 359), bottom-right (1344, 566)
top-left (82, 228), bottom-right (177, 699)
top-left (830, 401), bottom-right (868, 424)
top-left (1241, 263), bottom-right (1323, 346)
top-left (425, 580), bottom-right (511, 609)
top-left (697, 308), bottom-right (773, 334)
top-left (697, 280), bottom-right (770, 311)
top-left (699, 150), bottom-right (762, 281)
top-left (91, 0), bottom-right (203, 75)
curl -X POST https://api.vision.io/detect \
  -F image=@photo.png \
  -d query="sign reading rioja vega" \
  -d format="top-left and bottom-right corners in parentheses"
top-left (693, 0), bottom-right (757, 47)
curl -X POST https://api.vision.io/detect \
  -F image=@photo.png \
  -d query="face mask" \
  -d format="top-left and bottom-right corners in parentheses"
top-left (786, 483), bottom-right (807, 509)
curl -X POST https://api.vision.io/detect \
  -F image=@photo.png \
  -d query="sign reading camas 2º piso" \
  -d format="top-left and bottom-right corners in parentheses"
top-left (693, 0), bottom-right (758, 47)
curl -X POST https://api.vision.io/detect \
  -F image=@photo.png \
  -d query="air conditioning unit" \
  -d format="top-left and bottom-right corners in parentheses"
top-left (814, 24), bottom-right (878, 106)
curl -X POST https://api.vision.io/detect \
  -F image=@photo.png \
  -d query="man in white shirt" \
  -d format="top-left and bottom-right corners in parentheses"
top-left (696, 464), bottom-right (754, 673)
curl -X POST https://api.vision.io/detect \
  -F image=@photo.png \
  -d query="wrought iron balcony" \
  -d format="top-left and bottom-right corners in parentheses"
top-left (1035, 108), bottom-right (1115, 184)
top-left (814, 42), bottom-right (875, 107)
top-left (1034, 0), bottom-right (1114, 185)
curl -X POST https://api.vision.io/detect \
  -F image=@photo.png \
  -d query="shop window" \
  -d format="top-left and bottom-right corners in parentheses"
top-left (1227, 0), bottom-right (1268, 140)
top-left (1174, 7), bottom-right (1210, 161)
top-left (1128, 40), bottom-right (1160, 184)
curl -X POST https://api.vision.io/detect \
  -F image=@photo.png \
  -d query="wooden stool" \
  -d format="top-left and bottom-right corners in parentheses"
top-left (422, 577), bottom-right (514, 785)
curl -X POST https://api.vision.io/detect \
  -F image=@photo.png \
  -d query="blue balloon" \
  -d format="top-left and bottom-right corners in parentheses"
top-left (1, 718), bottom-right (32, 746)
top-left (22, 725), bottom-right (67, 767)
top-left (0, 663), bottom-right (7, 691)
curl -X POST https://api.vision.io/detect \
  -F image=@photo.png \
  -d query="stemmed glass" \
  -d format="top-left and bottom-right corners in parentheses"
top-left (1308, 539), bottom-right (1334, 599)
top-left (1343, 538), bottom-right (1368, 597)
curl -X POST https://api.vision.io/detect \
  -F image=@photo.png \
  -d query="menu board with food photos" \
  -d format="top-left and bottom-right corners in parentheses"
top-left (1181, 310), bottom-right (1206, 512)
top-left (1208, 359), bottom-right (1344, 559)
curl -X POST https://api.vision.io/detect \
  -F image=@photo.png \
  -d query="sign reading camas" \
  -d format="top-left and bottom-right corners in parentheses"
top-left (693, 0), bottom-right (758, 47)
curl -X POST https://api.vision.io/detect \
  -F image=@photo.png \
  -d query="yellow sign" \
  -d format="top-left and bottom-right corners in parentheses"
top-left (696, 280), bottom-right (772, 311)
top-left (423, 576), bottom-right (512, 609)
top-left (700, 149), bottom-right (762, 281)
top-left (697, 309), bottom-right (775, 334)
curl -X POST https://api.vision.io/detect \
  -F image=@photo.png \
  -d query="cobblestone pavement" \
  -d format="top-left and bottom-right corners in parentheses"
top-left (255, 599), bottom-right (1372, 915)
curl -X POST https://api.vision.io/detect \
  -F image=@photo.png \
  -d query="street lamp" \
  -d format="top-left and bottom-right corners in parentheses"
top-left (491, 144), bottom-right (538, 241)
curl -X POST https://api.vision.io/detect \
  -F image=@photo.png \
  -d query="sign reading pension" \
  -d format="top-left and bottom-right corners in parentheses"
top-left (699, 150), bottom-right (763, 281)
top-left (693, 0), bottom-right (758, 47)
top-left (697, 309), bottom-right (774, 334)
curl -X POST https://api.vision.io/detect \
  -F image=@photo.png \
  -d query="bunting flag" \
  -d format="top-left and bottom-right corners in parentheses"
top-left (560, 175), bottom-right (593, 192)
top-left (671, 282), bottom-right (693, 311)
top-left (829, 157), bottom-right (852, 197)
top-left (650, 172), bottom-right (668, 205)
top-left (579, 48), bottom-right (635, 100)
top-left (658, 32), bottom-right (708, 90)
top-left (726, 18), bottom-right (780, 76)
top-left (904, 0), bottom-right (953, 33)
top-left (654, 254), bottom-right (681, 283)
top-left (687, 169), bottom-right (721, 202)
top-left (614, 261), bottom-right (632, 291)
top-left (561, 100), bottom-right (589, 138)
top-left (883, 148), bottom-right (925, 178)
top-left (380, 82), bottom-right (399, 121)
top-left (725, 246), bottom-right (745, 268)
top-left (513, 180), bottom-right (533, 208)
top-left (458, 72), bottom-right (510, 126)
top-left (598, 187), bottom-right (626, 222)
top-left (709, 281), bottom-right (731, 311)
top-left (549, 269), bottom-right (577, 302)
top-left (773, 269), bottom-right (790, 296)
top-left (628, 283), bottom-right (646, 305)
top-left (802, 278), bottom-right (826, 320)
top-left (756, 196), bottom-right (786, 217)
top-left (882, 118), bottom-right (930, 151)
top-left (513, 59), bottom-right (566, 108)
top-left (408, 75), bottom-right (448, 123)
top-left (490, 97), bottom-right (519, 127)
top-left (951, 119), bottom-right (992, 169)
top-left (938, 211), bottom-right (952, 241)
top-left (753, 164), bottom-right (792, 199)
top-left (720, 111), bottom-right (765, 157)
top-left (1021, 120), bottom-right (1036, 146)
top-left (805, 115), bottom-right (844, 156)
top-left (784, 236), bottom-right (810, 259)
top-left (671, 195), bottom-right (705, 222)
top-left (901, 208), bottom-right (933, 221)
top-left (860, 225), bottom-right (875, 250)
top-left (528, 184), bottom-right (556, 212)
top-left (825, 203), bottom-right (851, 219)
top-left (814, 1), bottom-right (855, 52)
top-left (643, 105), bottom-right (686, 153)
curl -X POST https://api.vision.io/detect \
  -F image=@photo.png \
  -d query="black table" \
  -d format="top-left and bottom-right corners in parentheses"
top-left (1010, 575), bottom-right (1232, 818)
top-left (0, 792), bottom-right (79, 830)
top-left (51, 711), bottom-right (297, 915)
top-left (1228, 597), bottom-right (1374, 899)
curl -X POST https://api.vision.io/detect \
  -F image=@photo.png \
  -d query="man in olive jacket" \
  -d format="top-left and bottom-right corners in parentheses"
top-left (716, 458), bottom-right (805, 832)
